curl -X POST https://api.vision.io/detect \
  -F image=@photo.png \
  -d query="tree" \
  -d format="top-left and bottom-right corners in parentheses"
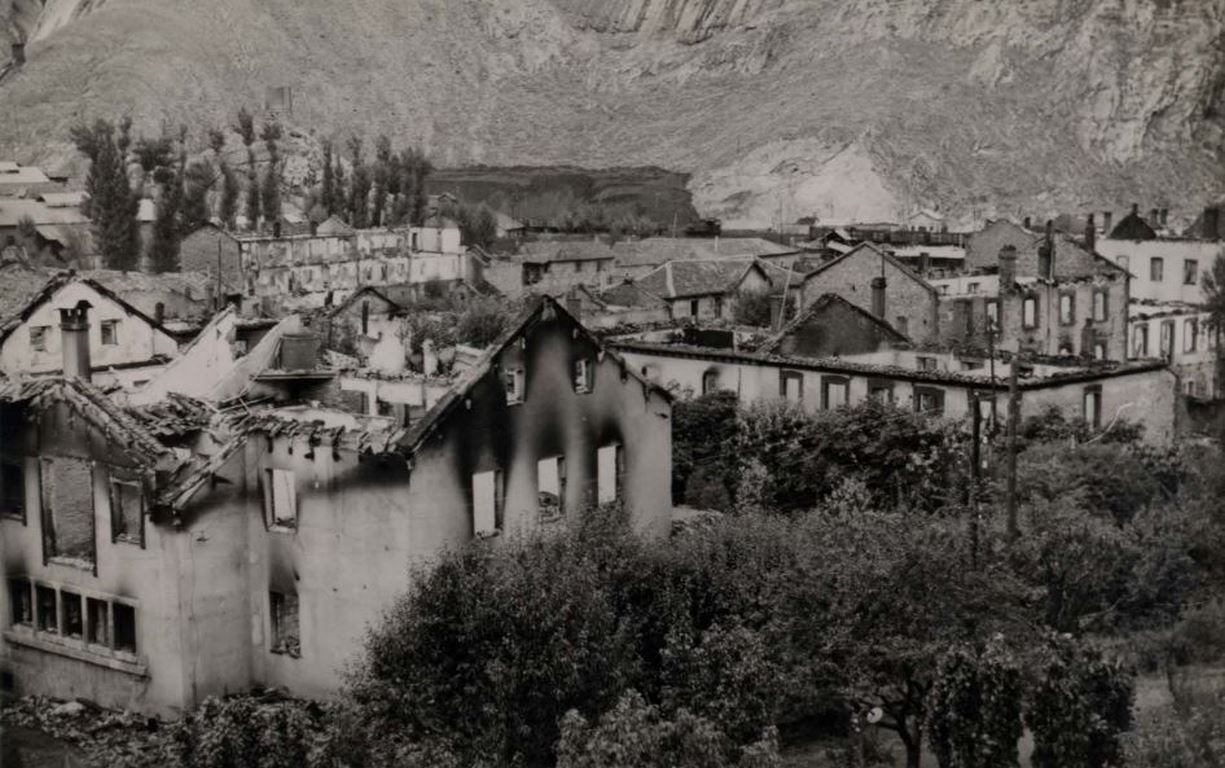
top-left (1026, 635), bottom-right (1134, 768)
top-left (181, 160), bottom-right (215, 234)
top-left (346, 136), bottom-right (370, 227)
top-left (148, 140), bottom-right (186, 273)
top-left (207, 127), bottom-right (226, 156)
top-left (245, 148), bottom-right (261, 232)
top-left (733, 290), bottom-right (774, 327)
top-left (321, 139), bottom-right (335, 217)
top-left (70, 118), bottom-right (140, 270)
top-left (234, 106), bottom-right (256, 147)
top-left (371, 134), bottom-right (392, 227)
top-left (261, 120), bottom-right (282, 230)
top-left (458, 203), bottom-right (497, 249)
top-left (926, 639), bottom-right (1023, 768)
top-left (219, 161), bottom-right (239, 229)
top-left (1201, 257), bottom-right (1225, 398)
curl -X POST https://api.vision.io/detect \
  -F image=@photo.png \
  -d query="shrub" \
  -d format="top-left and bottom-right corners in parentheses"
top-left (1015, 441), bottom-right (1165, 524)
top-left (1026, 635), bottom-right (1134, 768)
top-left (926, 639), bottom-right (1023, 768)
top-left (672, 391), bottom-right (739, 505)
top-left (455, 298), bottom-right (511, 347)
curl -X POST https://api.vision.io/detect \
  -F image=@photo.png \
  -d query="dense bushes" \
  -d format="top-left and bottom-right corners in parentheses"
top-left (672, 396), bottom-right (967, 514)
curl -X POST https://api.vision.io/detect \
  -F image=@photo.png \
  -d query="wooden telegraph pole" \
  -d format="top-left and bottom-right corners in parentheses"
top-left (1005, 357), bottom-right (1020, 543)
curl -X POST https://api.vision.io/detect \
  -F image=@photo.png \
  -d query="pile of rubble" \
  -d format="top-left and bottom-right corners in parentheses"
top-left (1, 696), bottom-right (165, 767)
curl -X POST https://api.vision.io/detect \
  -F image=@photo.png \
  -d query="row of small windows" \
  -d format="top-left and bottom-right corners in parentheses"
top-left (29, 320), bottom-right (121, 352)
top-left (8, 579), bottom-right (138, 655)
top-left (503, 355), bottom-right (596, 404)
top-left (1115, 256), bottom-right (1200, 286)
top-left (471, 443), bottom-right (625, 537)
top-left (1131, 319), bottom-right (1215, 358)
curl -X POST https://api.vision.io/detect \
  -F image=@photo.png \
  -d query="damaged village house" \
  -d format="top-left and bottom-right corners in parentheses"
top-left (0, 295), bottom-right (673, 716)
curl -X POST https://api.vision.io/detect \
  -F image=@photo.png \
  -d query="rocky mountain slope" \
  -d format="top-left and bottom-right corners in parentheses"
top-left (1, 0), bottom-right (1223, 228)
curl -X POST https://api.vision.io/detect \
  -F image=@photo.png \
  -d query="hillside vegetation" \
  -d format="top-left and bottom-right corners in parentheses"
top-left (1, 0), bottom-right (1222, 227)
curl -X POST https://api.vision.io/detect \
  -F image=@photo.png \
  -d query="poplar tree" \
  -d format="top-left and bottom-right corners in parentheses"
top-left (148, 133), bottom-right (186, 273)
top-left (371, 135), bottom-right (391, 227)
top-left (261, 120), bottom-right (283, 230)
top-left (219, 162), bottom-right (239, 229)
top-left (346, 136), bottom-right (370, 228)
top-left (321, 139), bottom-right (335, 217)
top-left (70, 118), bottom-right (140, 270)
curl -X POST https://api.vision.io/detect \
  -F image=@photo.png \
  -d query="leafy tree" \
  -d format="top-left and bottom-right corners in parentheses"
top-left (557, 690), bottom-right (781, 768)
top-left (320, 139), bottom-right (335, 217)
top-left (346, 136), bottom-right (370, 227)
top-left (149, 140), bottom-right (186, 273)
top-left (260, 120), bottom-right (282, 230)
top-left (245, 148), bottom-right (260, 231)
top-left (181, 160), bottom-right (215, 234)
top-left (133, 136), bottom-right (175, 176)
top-left (1201, 257), bottom-right (1225, 395)
top-left (455, 297), bottom-right (512, 347)
top-left (458, 203), bottom-right (497, 248)
top-left (234, 106), bottom-right (256, 147)
top-left (1026, 635), bottom-right (1134, 768)
top-left (926, 639), bottom-right (1023, 768)
top-left (672, 391), bottom-right (740, 505)
top-left (733, 290), bottom-right (774, 327)
top-left (219, 161), bottom-right (239, 229)
top-left (70, 118), bottom-right (140, 270)
top-left (371, 134), bottom-right (391, 227)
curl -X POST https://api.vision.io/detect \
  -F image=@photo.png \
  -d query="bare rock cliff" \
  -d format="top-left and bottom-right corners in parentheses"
top-left (1, 0), bottom-right (1222, 227)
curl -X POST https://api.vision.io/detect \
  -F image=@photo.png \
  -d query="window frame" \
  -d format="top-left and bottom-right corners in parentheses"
top-left (29, 325), bottom-right (49, 352)
top-left (1150, 257), bottom-right (1164, 282)
top-left (537, 455), bottom-right (567, 521)
top-left (108, 476), bottom-right (145, 547)
top-left (262, 468), bottom-right (298, 532)
top-left (779, 369), bottom-right (804, 402)
top-left (1058, 292), bottom-right (1075, 326)
top-left (1021, 296), bottom-right (1038, 330)
top-left (9, 578), bottom-right (33, 627)
top-left (1, 459), bottom-right (25, 523)
top-left (984, 300), bottom-right (1000, 336)
top-left (504, 366), bottom-right (526, 405)
top-left (471, 469), bottom-right (505, 538)
top-left (913, 386), bottom-right (946, 417)
top-left (269, 590), bottom-right (302, 658)
top-left (573, 356), bottom-right (595, 394)
top-left (868, 379), bottom-right (894, 404)
top-left (112, 601), bottom-right (137, 654)
top-left (1132, 323), bottom-right (1149, 358)
top-left (701, 368), bottom-right (721, 395)
top-left (1184, 259), bottom-right (1199, 286)
top-left (596, 443), bottom-right (625, 505)
top-left (1092, 289), bottom-right (1108, 323)
top-left (1184, 318), bottom-right (1198, 353)
top-left (1083, 385), bottom-right (1103, 430)
top-left (821, 375), bottom-right (850, 411)
top-left (100, 319), bottom-right (119, 346)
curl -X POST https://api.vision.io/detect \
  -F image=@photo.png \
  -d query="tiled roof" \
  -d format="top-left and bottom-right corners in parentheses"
top-left (0, 271), bottom-right (183, 346)
top-left (517, 240), bottom-right (615, 263)
top-left (0, 264), bottom-right (54, 321)
top-left (803, 242), bottom-right (938, 294)
top-left (760, 293), bottom-right (910, 354)
top-left (612, 237), bottom-right (796, 268)
top-left (635, 259), bottom-right (760, 299)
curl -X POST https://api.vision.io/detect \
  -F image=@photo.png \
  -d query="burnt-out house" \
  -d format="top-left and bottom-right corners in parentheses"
top-left (763, 293), bottom-right (911, 358)
top-left (1, 296), bottom-right (673, 714)
top-left (315, 286), bottom-right (405, 357)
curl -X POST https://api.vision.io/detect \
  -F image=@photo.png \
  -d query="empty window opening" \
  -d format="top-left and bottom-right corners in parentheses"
top-left (109, 478), bottom-right (143, 545)
top-left (915, 387), bottom-right (946, 416)
top-left (868, 381), bottom-right (893, 404)
top-left (113, 602), bottom-right (137, 653)
top-left (1083, 387), bottom-right (1102, 429)
top-left (1, 460), bottom-right (24, 521)
top-left (1184, 259), bottom-right (1198, 286)
top-left (538, 456), bottom-right (566, 520)
top-left (822, 376), bottom-right (849, 410)
top-left (1150, 257), bottom-right (1164, 282)
top-left (9, 579), bottom-right (32, 626)
top-left (42, 458), bottom-right (96, 565)
top-left (1093, 291), bottom-right (1108, 322)
top-left (1160, 322), bottom-right (1175, 357)
top-left (87, 597), bottom-right (109, 646)
top-left (689, 299), bottom-right (700, 317)
top-left (1059, 294), bottom-right (1074, 325)
top-left (36, 585), bottom-right (57, 633)
top-left (779, 370), bottom-right (803, 402)
top-left (916, 356), bottom-right (938, 372)
top-left (472, 470), bottom-right (504, 537)
top-left (263, 468), bottom-right (297, 530)
top-left (573, 356), bottom-right (594, 394)
top-left (1022, 297), bottom-right (1038, 329)
top-left (985, 301), bottom-right (999, 335)
top-left (61, 591), bottom-right (83, 639)
top-left (1184, 319), bottom-right (1199, 353)
top-left (100, 320), bottom-right (119, 346)
top-left (30, 325), bottom-right (49, 352)
top-left (702, 368), bottom-right (721, 395)
top-left (1093, 342), bottom-right (1106, 360)
top-left (596, 443), bottom-right (624, 505)
top-left (1132, 325), bottom-right (1149, 358)
top-left (269, 591), bottom-right (301, 657)
top-left (504, 366), bottom-right (525, 404)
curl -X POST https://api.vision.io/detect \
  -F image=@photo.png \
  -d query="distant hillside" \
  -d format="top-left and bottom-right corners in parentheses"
top-left (1, 0), bottom-right (1222, 229)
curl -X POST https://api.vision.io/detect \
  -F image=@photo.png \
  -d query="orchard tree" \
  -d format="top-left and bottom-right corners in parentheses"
top-left (926, 639), bottom-right (1024, 768)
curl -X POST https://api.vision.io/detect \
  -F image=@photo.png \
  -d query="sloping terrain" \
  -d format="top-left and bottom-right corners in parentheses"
top-left (1, 0), bottom-right (1222, 228)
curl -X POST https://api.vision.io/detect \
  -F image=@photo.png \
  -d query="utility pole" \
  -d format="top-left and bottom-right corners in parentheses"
top-left (969, 396), bottom-right (982, 568)
top-left (1005, 357), bottom-right (1020, 543)
top-left (216, 238), bottom-right (223, 310)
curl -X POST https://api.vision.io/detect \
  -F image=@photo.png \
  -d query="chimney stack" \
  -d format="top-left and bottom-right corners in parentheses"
top-left (1150, 208), bottom-right (1160, 228)
top-left (1131, 203), bottom-right (1140, 218)
top-left (870, 276), bottom-right (887, 319)
top-left (998, 244), bottom-right (1018, 293)
top-left (1102, 210), bottom-right (1113, 237)
top-left (58, 300), bottom-right (92, 381)
top-left (1084, 213), bottom-right (1096, 254)
top-left (1160, 208), bottom-right (1169, 227)
top-left (11, 42), bottom-right (25, 66)
top-left (1037, 220), bottom-right (1054, 280)
top-left (1204, 207), bottom-right (1221, 242)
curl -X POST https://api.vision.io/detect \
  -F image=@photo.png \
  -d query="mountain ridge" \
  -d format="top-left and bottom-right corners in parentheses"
top-left (1, 0), bottom-right (1222, 228)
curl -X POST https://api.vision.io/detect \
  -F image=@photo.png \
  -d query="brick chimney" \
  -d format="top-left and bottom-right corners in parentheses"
top-left (1084, 213), bottom-right (1096, 253)
top-left (870, 276), bottom-right (887, 319)
top-left (58, 300), bottom-right (92, 381)
top-left (1102, 210), bottom-right (1113, 236)
top-left (1037, 220), bottom-right (1054, 280)
top-left (998, 245), bottom-right (1017, 293)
